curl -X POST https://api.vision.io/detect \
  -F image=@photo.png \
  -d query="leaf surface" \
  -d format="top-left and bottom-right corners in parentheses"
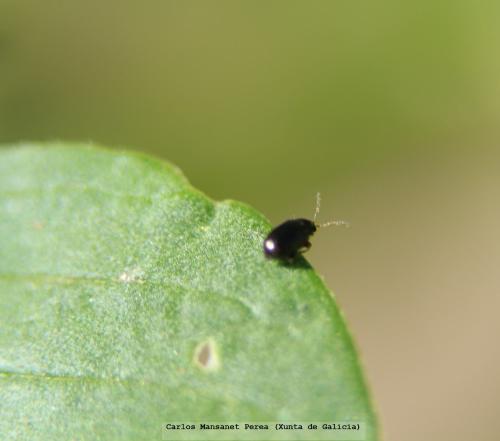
top-left (0, 144), bottom-right (378, 440)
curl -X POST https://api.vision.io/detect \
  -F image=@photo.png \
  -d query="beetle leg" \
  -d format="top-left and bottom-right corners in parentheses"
top-left (298, 241), bottom-right (312, 254)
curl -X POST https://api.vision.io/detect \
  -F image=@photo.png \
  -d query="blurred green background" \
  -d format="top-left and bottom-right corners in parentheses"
top-left (1, 2), bottom-right (499, 440)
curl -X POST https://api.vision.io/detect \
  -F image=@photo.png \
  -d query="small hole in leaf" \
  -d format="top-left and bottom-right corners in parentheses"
top-left (118, 267), bottom-right (144, 284)
top-left (194, 338), bottom-right (220, 372)
top-left (198, 344), bottom-right (211, 365)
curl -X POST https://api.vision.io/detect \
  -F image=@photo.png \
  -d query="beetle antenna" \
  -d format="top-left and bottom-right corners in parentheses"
top-left (319, 219), bottom-right (350, 228)
top-left (314, 192), bottom-right (350, 228)
top-left (313, 192), bottom-right (321, 222)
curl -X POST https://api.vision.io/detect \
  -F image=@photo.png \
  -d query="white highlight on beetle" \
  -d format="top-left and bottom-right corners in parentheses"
top-left (314, 192), bottom-right (350, 228)
top-left (264, 239), bottom-right (276, 251)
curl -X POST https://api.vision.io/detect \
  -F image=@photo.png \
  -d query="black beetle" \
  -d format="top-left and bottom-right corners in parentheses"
top-left (263, 193), bottom-right (348, 261)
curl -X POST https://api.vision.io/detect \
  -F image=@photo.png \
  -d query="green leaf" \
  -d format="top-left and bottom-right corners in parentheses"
top-left (0, 143), bottom-right (378, 440)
